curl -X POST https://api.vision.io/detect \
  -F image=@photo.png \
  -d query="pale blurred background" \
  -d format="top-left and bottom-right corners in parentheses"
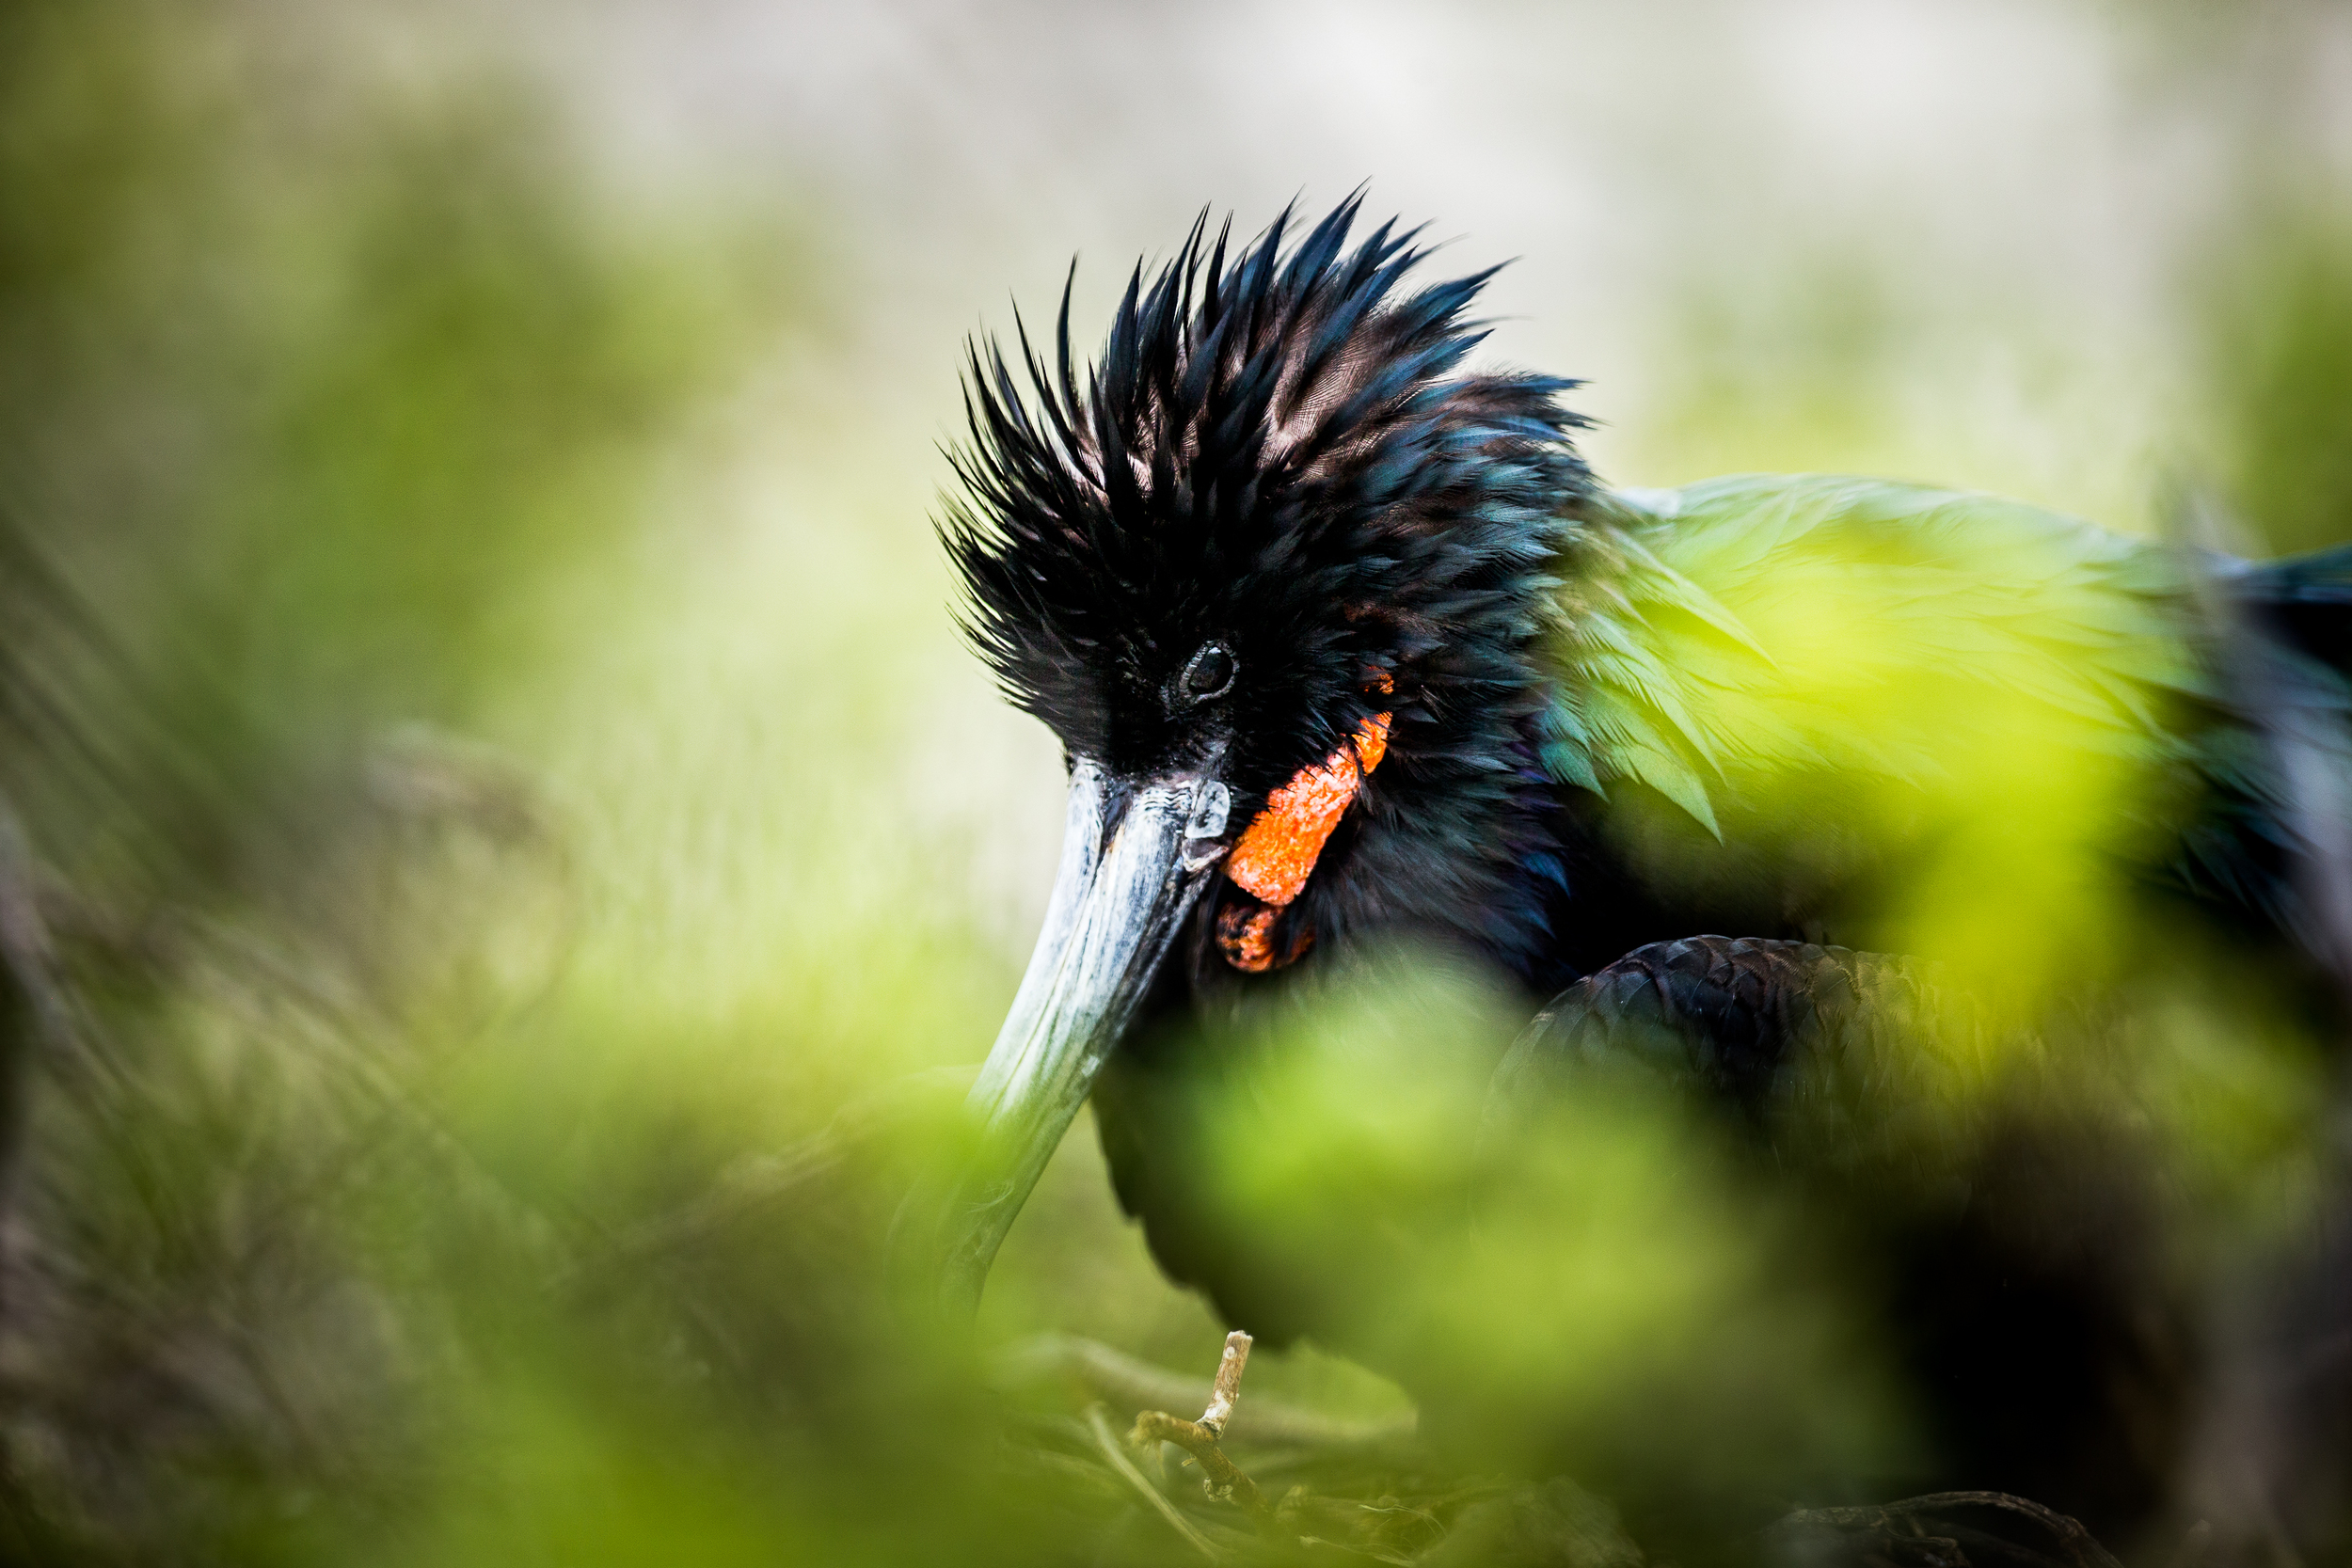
top-left (479, 0), bottom-right (2352, 1024)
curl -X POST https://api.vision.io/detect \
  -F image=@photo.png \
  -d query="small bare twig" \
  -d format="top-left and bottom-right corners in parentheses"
top-left (1086, 1402), bottom-right (1219, 1561)
top-left (1127, 1332), bottom-right (1278, 1528)
top-left (1200, 1330), bottom-right (1249, 1437)
top-left (1130, 1409), bottom-right (1274, 1522)
top-left (996, 1333), bottom-right (1417, 1450)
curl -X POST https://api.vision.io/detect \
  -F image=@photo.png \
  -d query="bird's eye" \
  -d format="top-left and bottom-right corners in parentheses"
top-left (1176, 641), bottom-right (1238, 704)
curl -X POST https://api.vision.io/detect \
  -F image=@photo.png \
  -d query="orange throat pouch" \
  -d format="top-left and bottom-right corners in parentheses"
top-left (1216, 708), bottom-right (1391, 972)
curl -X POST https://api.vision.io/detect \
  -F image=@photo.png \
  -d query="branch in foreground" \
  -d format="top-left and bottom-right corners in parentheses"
top-left (1127, 1331), bottom-right (1278, 1528)
top-left (1001, 1331), bottom-right (1417, 1450)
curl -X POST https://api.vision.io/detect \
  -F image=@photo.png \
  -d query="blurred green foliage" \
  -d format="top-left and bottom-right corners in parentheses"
top-left (0, 0), bottom-right (765, 899)
top-left (1188, 956), bottom-right (1917, 1543)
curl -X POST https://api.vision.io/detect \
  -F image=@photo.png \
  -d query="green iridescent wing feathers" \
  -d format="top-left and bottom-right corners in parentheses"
top-left (1541, 475), bottom-right (2212, 833)
top-left (1538, 471), bottom-right (2352, 942)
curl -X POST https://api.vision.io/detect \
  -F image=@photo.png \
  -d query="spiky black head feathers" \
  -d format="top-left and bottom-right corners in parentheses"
top-left (943, 198), bottom-right (1596, 977)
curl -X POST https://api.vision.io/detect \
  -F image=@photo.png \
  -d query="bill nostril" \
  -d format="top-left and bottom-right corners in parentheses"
top-left (1185, 781), bottom-right (1231, 839)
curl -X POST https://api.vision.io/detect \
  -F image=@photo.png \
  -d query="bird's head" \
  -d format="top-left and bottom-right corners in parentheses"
top-left (928, 198), bottom-right (1592, 1308)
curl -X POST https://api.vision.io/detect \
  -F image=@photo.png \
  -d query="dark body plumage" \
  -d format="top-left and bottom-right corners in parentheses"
top-left (942, 199), bottom-right (2352, 1545)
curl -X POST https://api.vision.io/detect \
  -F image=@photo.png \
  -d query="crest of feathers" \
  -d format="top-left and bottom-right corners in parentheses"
top-left (939, 196), bottom-right (1595, 800)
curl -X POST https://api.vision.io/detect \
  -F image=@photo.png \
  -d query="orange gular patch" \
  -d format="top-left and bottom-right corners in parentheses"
top-left (1215, 900), bottom-right (1314, 974)
top-left (1225, 708), bottom-right (1391, 909)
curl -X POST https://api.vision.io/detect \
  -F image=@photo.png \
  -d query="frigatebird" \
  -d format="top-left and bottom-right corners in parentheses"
top-left (928, 198), bottom-right (2352, 1539)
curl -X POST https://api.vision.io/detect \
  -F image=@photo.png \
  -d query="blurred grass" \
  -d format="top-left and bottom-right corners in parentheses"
top-left (0, 0), bottom-right (789, 899)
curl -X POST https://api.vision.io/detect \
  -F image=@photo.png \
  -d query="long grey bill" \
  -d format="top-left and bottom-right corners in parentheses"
top-left (931, 758), bottom-right (1229, 1317)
